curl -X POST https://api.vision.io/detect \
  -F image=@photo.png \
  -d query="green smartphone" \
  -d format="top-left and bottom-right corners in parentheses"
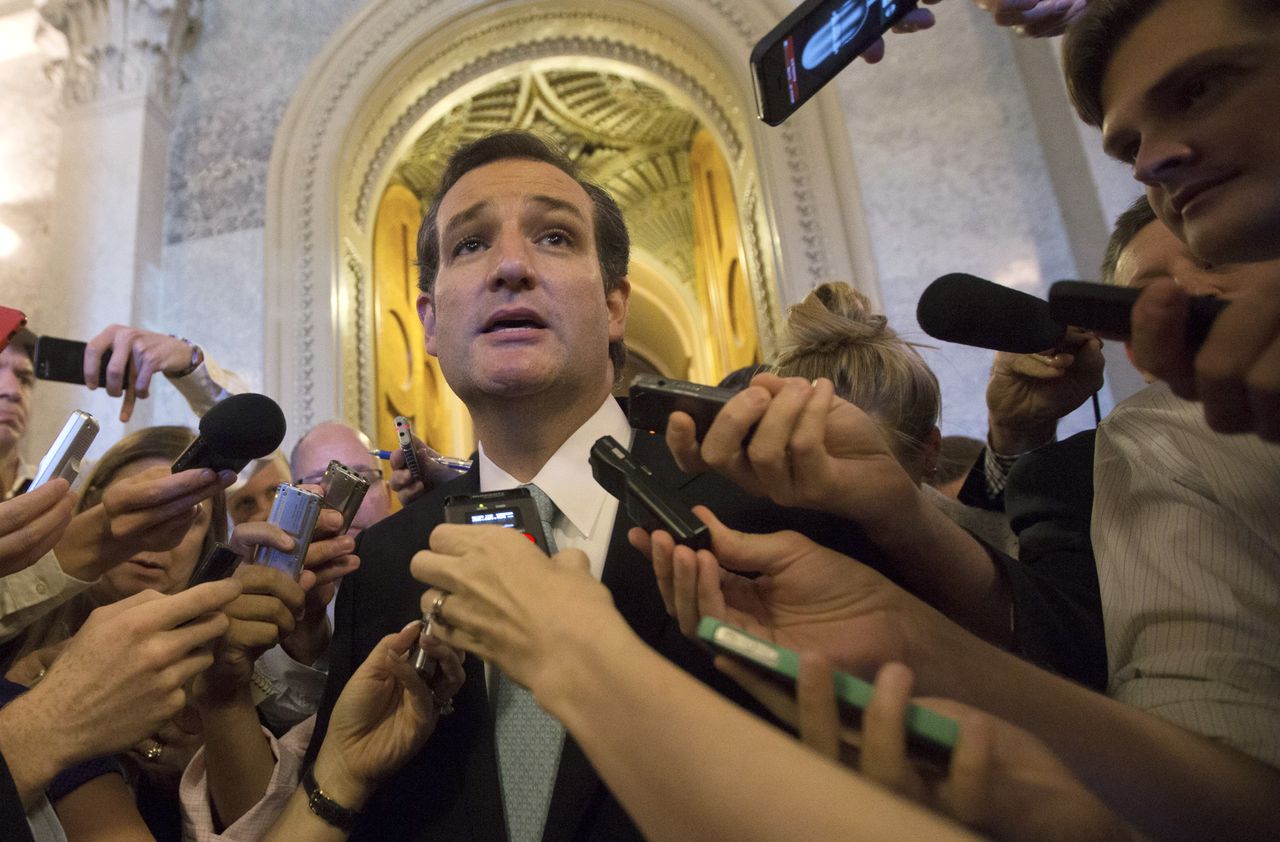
top-left (698, 617), bottom-right (957, 769)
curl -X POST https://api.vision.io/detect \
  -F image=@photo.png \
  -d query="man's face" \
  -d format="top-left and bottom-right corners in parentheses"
top-left (0, 345), bottom-right (34, 453)
top-left (1113, 218), bottom-right (1277, 296)
top-left (1113, 217), bottom-right (1280, 379)
top-left (228, 459), bottom-right (289, 525)
top-left (1100, 0), bottom-right (1280, 265)
top-left (292, 424), bottom-right (391, 537)
top-left (418, 158), bottom-right (628, 406)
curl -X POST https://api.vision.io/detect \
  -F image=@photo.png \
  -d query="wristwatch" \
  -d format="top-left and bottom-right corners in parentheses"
top-left (302, 765), bottom-right (359, 831)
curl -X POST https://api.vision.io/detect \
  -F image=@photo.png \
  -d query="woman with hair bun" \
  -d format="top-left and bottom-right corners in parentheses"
top-left (772, 282), bottom-right (1016, 556)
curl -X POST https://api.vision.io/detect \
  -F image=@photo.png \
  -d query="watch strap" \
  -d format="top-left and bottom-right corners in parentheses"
top-left (302, 764), bottom-right (359, 831)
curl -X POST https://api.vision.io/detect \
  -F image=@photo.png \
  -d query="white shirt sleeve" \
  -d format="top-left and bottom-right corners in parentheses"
top-left (1092, 384), bottom-right (1280, 768)
top-left (167, 356), bottom-right (250, 418)
top-left (253, 643), bottom-right (330, 732)
top-left (0, 553), bottom-right (93, 643)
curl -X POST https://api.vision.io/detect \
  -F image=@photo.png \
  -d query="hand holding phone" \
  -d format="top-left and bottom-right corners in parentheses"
top-left (751, 0), bottom-right (921, 125)
top-left (699, 617), bottom-right (956, 768)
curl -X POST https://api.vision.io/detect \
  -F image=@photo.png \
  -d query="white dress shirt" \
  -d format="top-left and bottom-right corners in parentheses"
top-left (1093, 383), bottom-right (1280, 767)
top-left (477, 396), bottom-right (631, 582)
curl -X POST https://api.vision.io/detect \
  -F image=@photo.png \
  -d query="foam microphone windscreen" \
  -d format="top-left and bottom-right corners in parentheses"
top-left (916, 273), bottom-right (1066, 354)
top-left (172, 393), bottom-right (286, 474)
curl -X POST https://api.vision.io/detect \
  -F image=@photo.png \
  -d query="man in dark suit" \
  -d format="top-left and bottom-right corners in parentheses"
top-left (303, 131), bottom-right (875, 841)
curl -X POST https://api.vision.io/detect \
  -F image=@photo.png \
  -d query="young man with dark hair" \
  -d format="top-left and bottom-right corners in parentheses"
top-left (1063, 0), bottom-right (1280, 440)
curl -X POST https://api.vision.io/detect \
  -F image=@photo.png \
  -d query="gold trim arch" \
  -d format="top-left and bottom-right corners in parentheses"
top-left (263, 0), bottom-right (881, 446)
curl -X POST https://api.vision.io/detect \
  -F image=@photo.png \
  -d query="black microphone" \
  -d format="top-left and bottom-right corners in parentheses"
top-left (916, 273), bottom-right (1066, 354)
top-left (171, 393), bottom-right (286, 474)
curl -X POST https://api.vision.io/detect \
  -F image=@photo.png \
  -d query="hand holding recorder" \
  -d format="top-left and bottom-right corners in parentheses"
top-left (0, 580), bottom-right (241, 804)
top-left (665, 374), bottom-right (918, 530)
top-left (54, 464), bottom-right (235, 581)
top-left (412, 524), bottom-right (614, 696)
top-left (629, 506), bottom-right (962, 692)
top-left (985, 327), bottom-right (1104, 455)
top-left (1129, 274), bottom-right (1280, 442)
top-left (387, 420), bottom-right (469, 506)
top-left (0, 478), bottom-right (77, 577)
top-left (192, 559), bottom-right (305, 708)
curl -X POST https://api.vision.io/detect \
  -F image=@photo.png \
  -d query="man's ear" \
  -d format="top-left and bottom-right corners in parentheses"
top-left (1122, 340), bottom-right (1156, 383)
top-left (606, 278), bottom-right (630, 343)
top-left (417, 293), bottom-right (437, 357)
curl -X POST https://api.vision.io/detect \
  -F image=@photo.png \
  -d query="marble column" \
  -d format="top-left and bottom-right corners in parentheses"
top-left (33, 0), bottom-right (200, 452)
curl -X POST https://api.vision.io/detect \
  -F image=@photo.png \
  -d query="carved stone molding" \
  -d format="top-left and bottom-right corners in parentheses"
top-left (265, 0), bottom-right (872, 434)
top-left (37, 0), bottom-right (201, 112)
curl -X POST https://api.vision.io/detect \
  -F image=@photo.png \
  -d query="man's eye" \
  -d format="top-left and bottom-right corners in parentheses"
top-left (540, 231), bottom-right (571, 247)
top-left (453, 237), bottom-right (484, 256)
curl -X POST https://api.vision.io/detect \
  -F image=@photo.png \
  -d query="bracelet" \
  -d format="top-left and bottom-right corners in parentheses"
top-left (302, 765), bottom-right (360, 831)
top-left (168, 335), bottom-right (204, 378)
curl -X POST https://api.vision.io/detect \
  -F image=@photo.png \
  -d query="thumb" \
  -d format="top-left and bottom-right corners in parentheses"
top-left (695, 506), bottom-right (795, 576)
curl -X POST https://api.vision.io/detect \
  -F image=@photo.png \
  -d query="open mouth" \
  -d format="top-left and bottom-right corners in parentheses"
top-left (482, 310), bottom-right (546, 333)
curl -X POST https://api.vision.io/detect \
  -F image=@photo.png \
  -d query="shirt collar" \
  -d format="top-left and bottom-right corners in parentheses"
top-left (477, 397), bottom-right (632, 538)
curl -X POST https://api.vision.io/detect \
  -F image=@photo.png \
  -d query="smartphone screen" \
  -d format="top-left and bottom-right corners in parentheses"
top-left (751, 0), bottom-right (917, 125)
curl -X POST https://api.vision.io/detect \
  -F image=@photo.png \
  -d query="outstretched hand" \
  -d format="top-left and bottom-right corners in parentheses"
top-left (310, 623), bottom-right (465, 810)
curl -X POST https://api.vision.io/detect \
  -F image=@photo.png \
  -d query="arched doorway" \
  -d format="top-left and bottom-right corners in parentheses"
top-left (264, 0), bottom-right (880, 447)
top-left (370, 68), bottom-right (762, 453)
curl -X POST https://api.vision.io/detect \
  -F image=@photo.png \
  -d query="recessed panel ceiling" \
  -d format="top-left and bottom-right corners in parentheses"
top-left (394, 69), bottom-right (699, 289)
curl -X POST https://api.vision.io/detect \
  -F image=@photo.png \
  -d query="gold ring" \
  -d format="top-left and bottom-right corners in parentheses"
top-left (428, 591), bottom-right (449, 623)
top-left (143, 741), bottom-right (162, 761)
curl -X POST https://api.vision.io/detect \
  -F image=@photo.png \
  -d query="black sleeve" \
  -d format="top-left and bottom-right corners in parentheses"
top-left (957, 447), bottom-right (1005, 512)
top-left (997, 431), bottom-right (1106, 691)
top-left (0, 749), bottom-right (36, 842)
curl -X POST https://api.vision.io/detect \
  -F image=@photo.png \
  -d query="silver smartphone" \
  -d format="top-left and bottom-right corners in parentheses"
top-left (30, 410), bottom-right (99, 490)
top-left (252, 483), bottom-right (323, 579)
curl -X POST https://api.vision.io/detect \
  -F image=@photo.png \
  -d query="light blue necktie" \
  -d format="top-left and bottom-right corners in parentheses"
top-left (493, 483), bottom-right (566, 842)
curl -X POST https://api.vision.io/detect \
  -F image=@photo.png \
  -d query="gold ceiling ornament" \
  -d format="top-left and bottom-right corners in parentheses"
top-left (393, 68), bottom-right (699, 291)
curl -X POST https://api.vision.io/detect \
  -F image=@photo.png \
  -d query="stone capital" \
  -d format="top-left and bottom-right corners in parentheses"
top-left (36, 0), bottom-right (202, 112)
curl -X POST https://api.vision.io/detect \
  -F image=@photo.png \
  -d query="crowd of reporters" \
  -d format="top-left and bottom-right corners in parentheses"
top-left (1, 0), bottom-right (1278, 839)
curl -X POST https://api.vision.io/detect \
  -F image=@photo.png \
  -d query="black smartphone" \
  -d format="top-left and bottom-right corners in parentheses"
top-left (443, 488), bottom-right (550, 553)
top-left (33, 336), bottom-right (112, 385)
top-left (590, 435), bottom-right (710, 550)
top-left (187, 543), bottom-right (242, 588)
top-left (751, 0), bottom-right (919, 126)
top-left (699, 617), bottom-right (956, 770)
top-left (1048, 281), bottom-right (1226, 350)
top-left (628, 374), bottom-right (743, 443)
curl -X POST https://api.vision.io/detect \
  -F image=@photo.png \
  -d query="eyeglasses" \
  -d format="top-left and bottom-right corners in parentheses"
top-left (293, 467), bottom-right (384, 487)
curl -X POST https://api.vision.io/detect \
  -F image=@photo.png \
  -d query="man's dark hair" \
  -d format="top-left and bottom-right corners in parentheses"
top-left (1101, 194), bottom-right (1159, 285)
top-left (416, 131), bottom-right (629, 376)
top-left (1064, 0), bottom-right (1280, 127)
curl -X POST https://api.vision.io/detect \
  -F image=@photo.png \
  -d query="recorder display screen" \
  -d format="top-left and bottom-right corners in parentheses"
top-left (467, 508), bottom-right (522, 528)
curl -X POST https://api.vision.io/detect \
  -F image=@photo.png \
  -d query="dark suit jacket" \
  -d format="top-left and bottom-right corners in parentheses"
top-left (305, 428), bottom-right (882, 841)
top-left (991, 430), bottom-right (1106, 690)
